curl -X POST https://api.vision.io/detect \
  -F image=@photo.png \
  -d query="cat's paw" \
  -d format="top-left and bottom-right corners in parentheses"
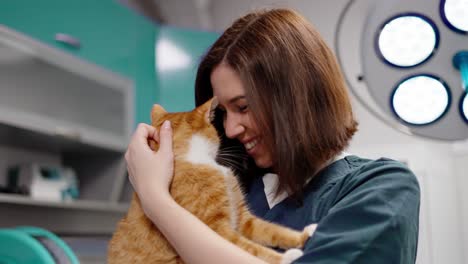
top-left (303, 224), bottom-right (317, 237)
top-left (280, 248), bottom-right (303, 264)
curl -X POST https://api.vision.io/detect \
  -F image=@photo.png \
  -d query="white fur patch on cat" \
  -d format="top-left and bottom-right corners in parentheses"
top-left (304, 224), bottom-right (317, 237)
top-left (184, 134), bottom-right (229, 174)
top-left (281, 248), bottom-right (304, 264)
top-left (184, 134), bottom-right (237, 229)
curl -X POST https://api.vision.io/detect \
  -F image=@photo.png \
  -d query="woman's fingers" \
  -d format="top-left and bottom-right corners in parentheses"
top-left (125, 121), bottom-right (175, 200)
top-left (159, 120), bottom-right (173, 157)
top-left (136, 123), bottom-right (156, 140)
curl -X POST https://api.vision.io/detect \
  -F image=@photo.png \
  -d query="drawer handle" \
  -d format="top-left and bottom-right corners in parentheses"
top-left (54, 33), bottom-right (81, 49)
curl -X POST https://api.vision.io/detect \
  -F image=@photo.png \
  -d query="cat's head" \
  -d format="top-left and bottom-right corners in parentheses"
top-left (149, 97), bottom-right (220, 159)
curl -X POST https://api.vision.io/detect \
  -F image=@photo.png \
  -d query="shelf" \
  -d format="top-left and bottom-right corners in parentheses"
top-left (0, 193), bottom-right (129, 213)
top-left (0, 121), bottom-right (125, 155)
top-left (0, 24), bottom-right (133, 235)
top-left (0, 106), bottom-right (128, 153)
top-left (0, 193), bottom-right (129, 235)
top-left (0, 25), bottom-right (134, 152)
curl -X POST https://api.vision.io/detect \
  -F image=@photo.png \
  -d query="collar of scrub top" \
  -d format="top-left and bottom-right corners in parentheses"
top-left (262, 152), bottom-right (349, 209)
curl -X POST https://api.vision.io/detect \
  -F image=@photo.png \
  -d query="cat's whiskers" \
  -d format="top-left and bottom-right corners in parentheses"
top-left (217, 159), bottom-right (244, 173)
top-left (218, 145), bottom-right (244, 151)
top-left (216, 143), bottom-right (249, 170)
top-left (217, 151), bottom-right (247, 158)
top-left (216, 154), bottom-right (247, 172)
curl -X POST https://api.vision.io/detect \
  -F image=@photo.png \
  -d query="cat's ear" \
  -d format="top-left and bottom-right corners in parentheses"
top-left (151, 104), bottom-right (167, 124)
top-left (207, 96), bottom-right (219, 123)
top-left (198, 97), bottom-right (218, 123)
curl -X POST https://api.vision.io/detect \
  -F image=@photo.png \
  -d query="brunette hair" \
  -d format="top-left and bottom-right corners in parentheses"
top-left (195, 8), bottom-right (358, 201)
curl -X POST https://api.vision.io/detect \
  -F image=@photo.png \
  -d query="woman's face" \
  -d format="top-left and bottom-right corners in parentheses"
top-left (210, 63), bottom-right (273, 169)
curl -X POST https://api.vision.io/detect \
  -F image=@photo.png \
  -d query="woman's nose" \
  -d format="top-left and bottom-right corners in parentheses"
top-left (224, 114), bottom-right (245, 139)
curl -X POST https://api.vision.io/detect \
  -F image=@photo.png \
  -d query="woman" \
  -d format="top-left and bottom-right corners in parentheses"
top-left (126, 8), bottom-right (420, 264)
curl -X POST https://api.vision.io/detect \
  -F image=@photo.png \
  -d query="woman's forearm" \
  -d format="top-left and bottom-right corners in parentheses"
top-left (144, 195), bottom-right (267, 264)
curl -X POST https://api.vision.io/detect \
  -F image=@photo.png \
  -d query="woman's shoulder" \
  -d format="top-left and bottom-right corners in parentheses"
top-left (306, 155), bottom-right (420, 209)
top-left (304, 154), bottom-right (421, 219)
top-left (316, 154), bottom-right (418, 189)
top-left (331, 155), bottom-right (421, 209)
top-left (342, 155), bottom-right (419, 186)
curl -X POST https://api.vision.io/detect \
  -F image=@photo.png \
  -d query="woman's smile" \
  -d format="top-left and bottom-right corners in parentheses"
top-left (211, 63), bottom-right (273, 168)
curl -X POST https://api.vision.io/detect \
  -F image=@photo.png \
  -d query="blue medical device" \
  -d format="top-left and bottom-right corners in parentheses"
top-left (453, 50), bottom-right (468, 92)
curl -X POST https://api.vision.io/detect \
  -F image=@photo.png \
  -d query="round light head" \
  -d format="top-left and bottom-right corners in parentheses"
top-left (392, 75), bottom-right (450, 125)
top-left (377, 14), bottom-right (439, 68)
top-left (461, 93), bottom-right (468, 122)
top-left (441, 0), bottom-right (468, 33)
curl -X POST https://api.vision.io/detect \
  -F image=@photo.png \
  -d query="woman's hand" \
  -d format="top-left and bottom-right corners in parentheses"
top-left (125, 121), bottom-right (174, 205)
top-left (125, 122), bottom-right (267, 264)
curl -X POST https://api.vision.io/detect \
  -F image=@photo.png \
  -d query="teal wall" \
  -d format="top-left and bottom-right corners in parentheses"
top-left (0, 0), bottom-right (139, 76)
top-left (132, 19), bottom-right (159, 125)
top-left (155, 26), bottom-right (219, 112)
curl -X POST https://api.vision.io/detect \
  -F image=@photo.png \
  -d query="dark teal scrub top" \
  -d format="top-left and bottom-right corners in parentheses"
top-left (246, 155), bottom-right (420, 264)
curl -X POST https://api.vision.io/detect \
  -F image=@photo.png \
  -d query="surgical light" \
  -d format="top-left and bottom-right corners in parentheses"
top-left (461, 93), bottom-right (468, 122)
top-left (441, 0), bottom-right (468, 33)
top-left (377, 14), bottom-right (438, 67)
top-left (392, 75), bottom-right (450, 125)
top-left (337, 0), bottom-right (468, 141)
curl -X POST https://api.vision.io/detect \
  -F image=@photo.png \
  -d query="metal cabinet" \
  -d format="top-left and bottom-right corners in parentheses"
top-left (0, 0), bottom-right (158, 124)
top-left (0, 25), bottom-right (133, 234)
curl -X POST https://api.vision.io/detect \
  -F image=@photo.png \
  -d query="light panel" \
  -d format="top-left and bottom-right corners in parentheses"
top-left (462, 93), bottom-right (468, 122)
top-left (442, 0), bottom-right (468, 33)
top-left (392, 75), bottom-right (450, 125)
top-left (377, 15), bottom-right (438, 67)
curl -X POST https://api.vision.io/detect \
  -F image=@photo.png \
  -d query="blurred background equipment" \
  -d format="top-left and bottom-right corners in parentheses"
top-left (336, 0), bottom-right (468, 142)
top-left (6, 164), bottom-right (79, 202)
top-left (0, 226), bottom-right (80, 264)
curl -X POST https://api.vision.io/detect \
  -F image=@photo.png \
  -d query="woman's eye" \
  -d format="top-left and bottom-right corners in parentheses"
top-left (238, 105), bottom-right (248, 112)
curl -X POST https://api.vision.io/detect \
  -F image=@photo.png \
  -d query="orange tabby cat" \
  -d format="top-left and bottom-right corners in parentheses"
top-left (108, 98), bottom-right (316, 264)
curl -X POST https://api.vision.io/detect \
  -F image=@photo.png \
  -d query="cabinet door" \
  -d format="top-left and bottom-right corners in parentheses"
top-left (0, 25), bottom-right (134, 152)
top-left (0, 0), bottom-right (140, 76)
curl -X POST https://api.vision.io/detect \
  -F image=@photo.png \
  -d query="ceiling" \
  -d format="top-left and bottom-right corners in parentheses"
top-left (125, 0), bottom-right (349, 45)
